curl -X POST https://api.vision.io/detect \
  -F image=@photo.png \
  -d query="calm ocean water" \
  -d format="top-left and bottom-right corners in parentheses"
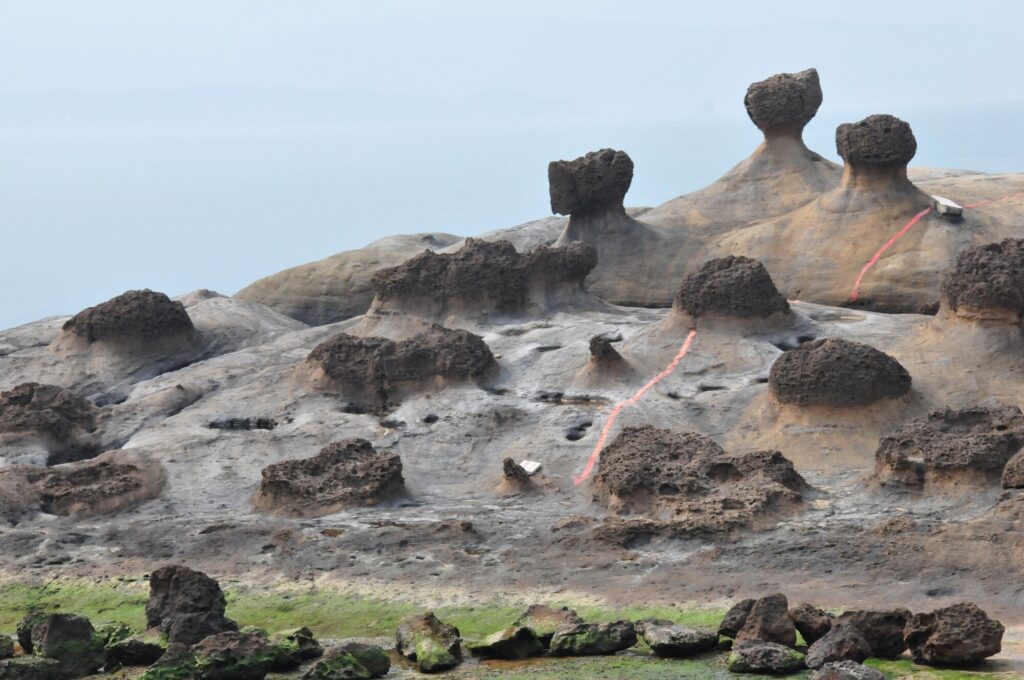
top-left (1, 105), bottom-right (1022, 329)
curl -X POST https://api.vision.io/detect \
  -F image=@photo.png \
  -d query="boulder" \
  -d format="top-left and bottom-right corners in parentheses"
top-left (60, 289), bottom-right (193, 344)
top-left (727, 640), bottom-right (805, 674)
top-left (0, 658), bottom-right (63, 680)
top-left (146, 565), bottom-right (238, 645)
top-left (139, 642), bottom-right (195, 680)
top-left (769, 338), bottom-right (911, 407)
top-left (0, 383), bottom-right (98, 465)
top-left (511, 604), bottom-right (583, 647)
top-left (836, 608), bottom-right (912, 659)
top-left (835, 114), bottom-right (917, 168)
top-left (674, 256), bottom-right (790, 321)
top-left (635, 619), bottom-right (717, 658)
top-left (805, 625), bottom-right (872, 670)
top-left (28, 613), bottom-right (106, 678)
top-left (107, 633), bottom-right (167, 667)
top-left (904, 602), bottom-right (1004, 666)
top-left (267, 627), bottom-right (323, 670)
top-left (811, 661), bottom-right (887, 680)
top-left (1004, 449), bottom-right (1024, 488)
top-left (301, 642), bottom-right (389, 679)
top-left (719, 599), bottom-right (756, 638)
top-left (875, 405), bottom-right (1024, 488)
top-left (736, 593), bottom-right (797, 647)
top-left (255, 439), bottom-right (405, 517)
top-left (744, 68), bottom-right (823, 138)
top-left (789, 603), bottom-right (834, 645)
top-left (469, 626), bottom-right (544, 660)
top-left (548, 621), bottom-right (637, 656)
top-left (190, 630), bottom-right (274, 680)
top-left (16, 611), bottom-right (50, 654)
top-left (0, 636), bottom-right (12, 660)
top-left (395, 612), bottom-right (462, 671)
top-left (940, 238), bottom-right (1024, 322)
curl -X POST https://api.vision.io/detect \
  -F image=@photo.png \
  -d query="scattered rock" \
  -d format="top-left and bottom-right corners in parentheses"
top-left (502, 457), bottom-right (531, 483)
top-left (719, 599), bottom-right (756, 639)
top-left (512, 605), bottom-right (583, 648)
top-left (146, 565), bottom-right (238, 645)
top-left (548, 621), bottom-right (637, 656)
top-left (904, 602), bottom-right (1004, 666)
top-left (302, 642), bottom-right (390, 679)
top-left (635, 619), bottom-right (717, 658)
top-left (805, 625), bottom-right (872, 670)
top-left (744, 68), bottom-right (823, 138)
top-left (140, 642), bottom-right (194, 680)
top-left (769, 338), bottom-right (911, 407)
top-left (549, 148), bottom-right (633, 218)
top-left (727, 640), bottom-right (805, 674)
top-left (0, 636), bottom-right (12, 661)
top-left (836, 608), bottom-right (912, 659)
top-left (16, 611), bottom-right (50, 654)
top-left (0, 657), bottom-right (62, 679)
top-left (267, 627), bottom-right (323, 670)
top-left (940, 238), bottom-right (1024, 322)
top-left (736, 593), bottom-right (797, 647)
top-left (190, 630), bottom-right (274, 680)
top-left (469, 626), bottom-right (545, 660)
top-left (811, 661), bottom-right (887, 680)
top-left (875, 405), bottom-right (1024, 488)
top-left (789, 603), bottom-right (834, 645)
top-left (395, 612), bottom-right (462, 673)
top-left (370, 238), bottom-right (597, 319)
top-left (107, 633), bottom-right (167, 668)
top-left (61, 289), bottom-right (194, 344)
top-left (1003, 449), bottom-right (1024, 488)
top-left (0, 383), bottom-right (98, 465)
top-left (835, 114), bottom-right (917, 167)
top-left (255, 439), bottom-right (405, 517)
top-left (301, 324), bottom-right (496, 410)
top-left (674, 256), bottom-right (790, 321)
top-left (28, 613), bottom-right (106, 678)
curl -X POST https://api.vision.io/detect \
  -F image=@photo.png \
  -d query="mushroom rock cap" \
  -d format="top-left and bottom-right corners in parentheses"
top-left (0, 382), bottom-right (97, 451)
top-left (835, 114), bottom-right (917, 167)
top-left (674, 256), bottom-right (791, 320)
top-left (589, 336), bottom-right (623, 364)
top-left (769, 338), bottom-right (911, 407)
top-left (940, 238), bottom-right (1024, 322)
top-left (61, 289), bottom-right (194, 343)
top-left (370, 238), bottom-right (597, 319)
top-left (744, 68), bottom-right (823, 137)
top-left (548, 148), bottom-right (633, 216)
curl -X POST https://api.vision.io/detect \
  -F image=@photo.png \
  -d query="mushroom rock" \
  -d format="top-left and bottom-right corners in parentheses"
top-left (55, 289), bottom-right (196, 351)
top-left (904, 603), bottom-right (1004, 666)
top-left (577, 334), bottom-right (633, 383)
top-left (875, 405), bottom-right (1024, 489)
top-left (298, 324), bottom-right (496, 411)
top-left (939, 239), bottom-right (1024, 325)
top-left (369, 238), bottom-right (598, 320)
top-left (234, 232), bottom-right (462, 325)
top-left (641, 68), bottom-right (840, 233)
top-left (589, 336), bottom-right (623, 364)
top-left (0, 382), bottom-right (99, 465)
top-left (592, 425), bottom-right (807, 537)
top-left (721, 114), bottom-right (970, 312)
top-left (671, 256), bottom-right (791, 329)
top-left (769, 338), bottom-right (912, 408)
top-left (254, 439), bottom-right (406, 516)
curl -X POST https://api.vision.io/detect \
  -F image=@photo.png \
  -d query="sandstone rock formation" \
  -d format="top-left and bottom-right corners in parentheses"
top-left (146, 565), bottom-right (238, 645)
top-left (593, 426), bottom-right (807, 536)
top-left (769, 338), bottom-right (911, 407)
top-left (735, 593), bottom-right (797, 647)
top-left (255, 439), bottom-right (405, 516)
top-left (940, 238), bottom-right (1024, 323)
top-left (904, 602), bottom-right (1004, 666)
top-left (875, 405), bottom-right (1024, 488)
top-left (299, 324), bottom-right (496, 411)
top-left (835, 115), bottom-right (918, 168)
top-left (673, 256), bottom-right (790, 324)
top-left (745, 68), bottom-right (823, 137)
top-left (0, 382), bottom-right (99, 465)
top-left (234, 232), bottom-right (461, 325)
top-left (369, 238), bottom-right (597, 320)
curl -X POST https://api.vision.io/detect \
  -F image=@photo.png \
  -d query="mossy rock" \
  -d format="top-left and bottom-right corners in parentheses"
top-left (0, 656), bottom-right (62, 680)
top-left (96, 622), bottom-right (138, 648)
top-left (108, 631), bottom-right (168, 667)
top-left (0, 636), bottom-right (13, 661)
top-left (191, 630), bottom-right (276, 680)
top-left (549, 621), bottom-right (638, 656)
top-left (416, 638), bottom-right (460, 673)
top-left (727, 640), bottom-right (805, 674)
top-left (268, 626), bottom-right (323, 670)
top-left (139, 662), bottom-right (198, 680)
top-left (15, 611), bottom-right (51, 654)
top-left (469, 626), bottom-right (545, 660)
top-left (300, 644), bottom-right (388, 680)
top-left (29, 614), bottom-right (106, 678)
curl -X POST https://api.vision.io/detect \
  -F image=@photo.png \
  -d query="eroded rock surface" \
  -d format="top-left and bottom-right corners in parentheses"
top-left (745, 68), bottom-right (823, 138)
top-left (60, 289), bottom-right (194, 344)
top-left (549, 148), bottom-right (634, 218)
top-left (769, 338), bottom-right (911, 407)
top-left (674, 256), bottom-right (790, 321)
top-left (940, 239), bottom-right (1024, 322)
top-left (0, 382), bottom-right (99, 465)
top-left (835, 115), bottom-right (917, 168)
top-left (875, 405), bottom-right (1024, 488)
top-left (255, 439), bottom-right (405, 516)
top-left (904, 602), bottom-right (1004, 666)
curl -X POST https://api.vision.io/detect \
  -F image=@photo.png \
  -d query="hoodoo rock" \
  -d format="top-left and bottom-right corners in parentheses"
top-left (735, 593), bottom-right (797, 647)
top-left (299, 324), bottom-right (496, 411)
top-left (769, 338), bottom-right (911, 407)
top-left (875, 405), bottom-right (1024, 488)
top-left (59, 289), bottom-right (194, 345)
top-left (589, 335), bottom-right (624, 364)
top-left (835, 608), bottom-right (912, 659)
top-left (745, 68), bottom-right (823, 138)
top-left (835, 114), bottom-right (917, 169)
top-left (549, 148), bottom-right (634, 218)
top-left (255, 439), bottom-right (405, 516)
top-left (789, 603), bottom-right (835, 645)
top-left (593, 426), bottom-right (807, 535)
top-left (146, 565), bottom-right (238, 645)
top-left (369, 238), bottom-right (597, 319)
top-left (673, 256), bottom-right (790, 322)
top-left (904, 603), bottom-right (1004, 666)
top-left (0, 382), bottom-right (99, 465)
top-left (940, 239), bottom-right (1024, 323)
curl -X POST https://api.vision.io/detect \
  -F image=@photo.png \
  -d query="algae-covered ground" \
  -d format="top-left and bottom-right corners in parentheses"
top-left (0, 579), bottom-right (1017, 680)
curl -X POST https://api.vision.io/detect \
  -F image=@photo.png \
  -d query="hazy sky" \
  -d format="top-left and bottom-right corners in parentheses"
top-left (1, 1), bottom-right (1022, 328)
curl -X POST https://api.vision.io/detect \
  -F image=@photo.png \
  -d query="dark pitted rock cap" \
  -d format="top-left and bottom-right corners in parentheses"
top-left (744, 68), bottom-right (823, 136)
top-left (940, 238), bottom-right (1024, 318)
top-left (769, 338), bottom-right (911, 407)
top-left (674, 256), bottom-right (790, 319)
top-left (548, 148), bottom-right (633, 216)
top-left (0, 382), bottom-right (97, 443)
top-left (62, 289), bottom-right (193, 343)
top-left (589, 335), bottom-right (623, 363)
top-left (835, 114), bottom-right (917, 166)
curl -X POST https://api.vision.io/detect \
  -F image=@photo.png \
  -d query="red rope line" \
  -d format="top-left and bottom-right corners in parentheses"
top-left (849, 207), bottom-right (932, 302)
top-left (572, 330), bottom-right (698, 486)
top-left (962, 191), bottom-right (1024, 209)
